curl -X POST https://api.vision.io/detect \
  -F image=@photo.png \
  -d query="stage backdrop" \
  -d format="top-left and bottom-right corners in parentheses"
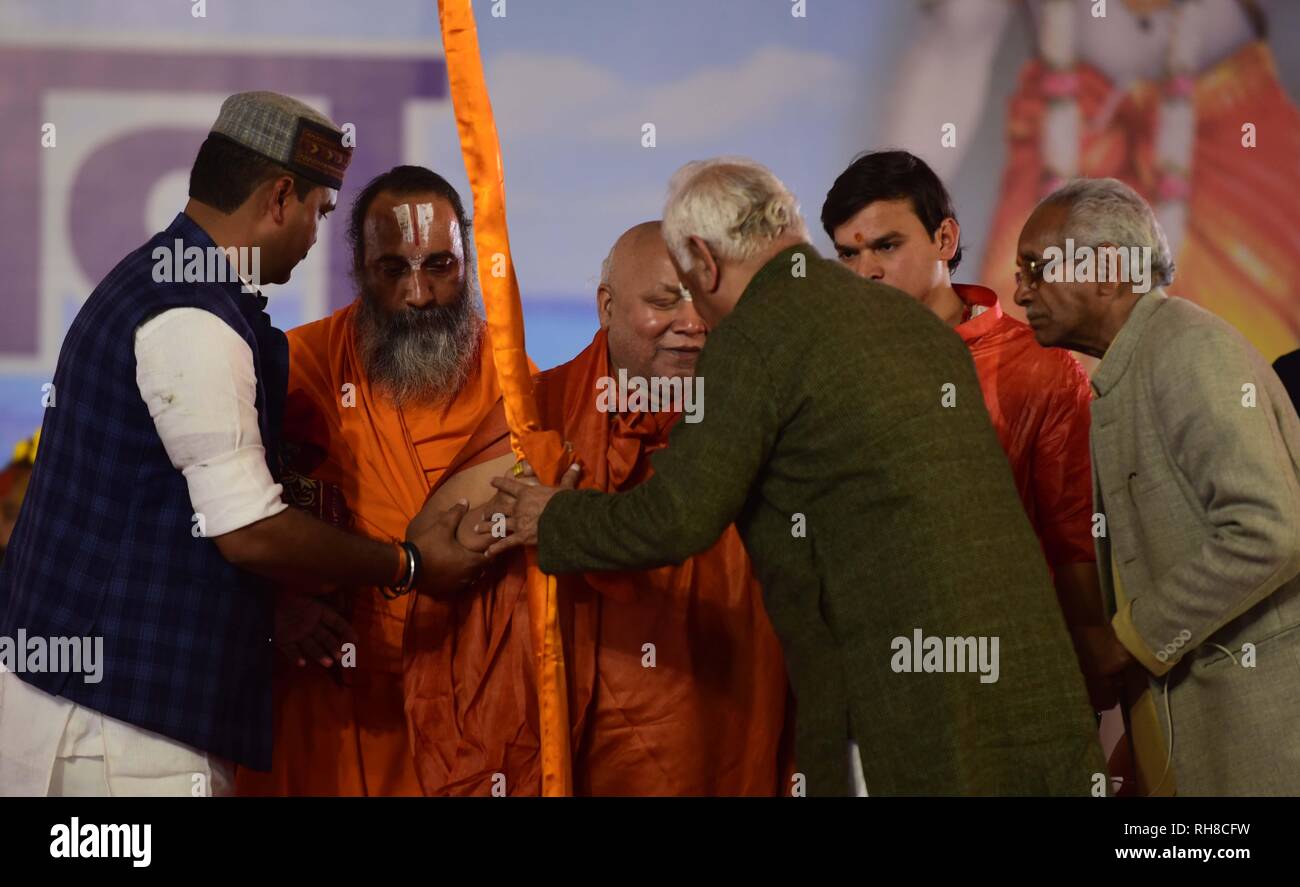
top-left (2, 0), bottom-right (1299, 453)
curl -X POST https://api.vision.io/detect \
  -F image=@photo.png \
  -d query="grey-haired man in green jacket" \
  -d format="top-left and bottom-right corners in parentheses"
top-left (486, 157), bottom-right (1105, 796)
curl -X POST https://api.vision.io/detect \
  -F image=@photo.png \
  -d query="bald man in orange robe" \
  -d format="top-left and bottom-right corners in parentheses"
top-left (236, 166), bottom-right (517, 796)
top-left (404, 221), bottom-right (794, 796)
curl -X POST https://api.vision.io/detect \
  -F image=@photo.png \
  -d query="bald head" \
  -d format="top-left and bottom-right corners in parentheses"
top-left (596, 220), bottom-right (706, 381)
top-left (601, 221), bottom-right (667, 290)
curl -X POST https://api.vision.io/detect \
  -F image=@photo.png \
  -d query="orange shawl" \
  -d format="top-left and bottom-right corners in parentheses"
top-left (404, 330), bottom-right (794, 795)
top-left (235, 302), bottom-right (507, 796)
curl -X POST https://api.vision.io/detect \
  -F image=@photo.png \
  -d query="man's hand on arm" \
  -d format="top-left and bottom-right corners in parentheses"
top-left (457, 459), bottom-right (540, 553)
top-left (484, 325), bottom-right (780, 576)
top-left (213, 495), bottom-right (504, 597)
top-left (213, 507), bottom-right (406, 589)
top-left (212, 444), bottom-right (517, 598)
top-left (140, 307), bottom-right (508, 597)
top-left (405, 496), bottom-right (498, 596)
top-left (480, 462), bottom-right (583, 557)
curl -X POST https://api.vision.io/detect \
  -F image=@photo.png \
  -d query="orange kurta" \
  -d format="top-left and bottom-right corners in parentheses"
top-left (404, 330), bottom-right (794, 795)
top-left (235, 302), bottom-right (506, 796)
top-left (952, 284), bottom-right (1095, 574)
top-left (979, 41), bottom-right (1300, 362)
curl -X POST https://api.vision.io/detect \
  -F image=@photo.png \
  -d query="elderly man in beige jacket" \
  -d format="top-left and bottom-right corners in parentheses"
top-left (1014, 177), bottom-right (1300, 796)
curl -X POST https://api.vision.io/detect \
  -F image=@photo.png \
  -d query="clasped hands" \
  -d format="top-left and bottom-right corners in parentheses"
top-left (403, 457), bottom-right (581, 584)
top-left (279, 458), bottom-right (582, 670)
top-left (459, 459), bottom-right (582, 559)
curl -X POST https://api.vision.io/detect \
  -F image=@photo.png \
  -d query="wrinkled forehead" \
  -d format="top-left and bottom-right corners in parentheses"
top-left (363, 192), bottom-right (463, 259)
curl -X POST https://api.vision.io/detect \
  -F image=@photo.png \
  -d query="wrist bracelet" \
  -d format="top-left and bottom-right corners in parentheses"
top-left (402, 540), bottom-right (422, 592)
top-left (381, 541), bottom-right (419, 599)
top-left (389, 542), bottom-right (407, 586)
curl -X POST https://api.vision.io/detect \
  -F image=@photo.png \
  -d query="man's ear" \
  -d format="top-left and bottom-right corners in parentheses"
top-left (1094, 241), bottom-right (1123, 300)
top-left (687, 236), bottom-right (720, 295)
top-left (595, 283), bottom-right (613, 331)
top-left (935, 217), bottom-right (960, 264)
top-left (266, 175), bottom-right (297, 225)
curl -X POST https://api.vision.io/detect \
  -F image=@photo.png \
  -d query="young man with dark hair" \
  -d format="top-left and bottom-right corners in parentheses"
top-left (821, 150), bottom-right (1112, 710)
top-left (0, 94), bottom-right (486, 797)
top-left (188, 131), bottom-right (317, 214)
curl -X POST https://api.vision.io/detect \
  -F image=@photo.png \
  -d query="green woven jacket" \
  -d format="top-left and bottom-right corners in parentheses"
top-left (539, 245), bottom-right (1106, 796)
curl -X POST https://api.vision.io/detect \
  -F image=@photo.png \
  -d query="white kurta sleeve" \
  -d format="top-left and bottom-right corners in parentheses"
top-left (134, 307), bottom-right (286, 537)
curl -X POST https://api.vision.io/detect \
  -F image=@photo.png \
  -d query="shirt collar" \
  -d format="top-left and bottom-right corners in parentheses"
top-left (170, 211), bottom-right (268, 309)
top-left (1092, 290), bottom-right (1168, 397)
top-left (952, 284), bottom-right (1003, 344)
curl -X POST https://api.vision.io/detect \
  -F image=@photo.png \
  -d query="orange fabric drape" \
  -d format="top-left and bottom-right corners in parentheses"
top-left (234, 304), bottom-right (505, 796)
top-left (404, 331), bottom-right (795, 796)
top-left (437, 0), bottom-right (573, 795)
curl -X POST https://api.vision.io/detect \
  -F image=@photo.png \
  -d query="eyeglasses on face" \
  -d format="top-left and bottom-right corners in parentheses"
top-left (1015, 255), bottom-right (1049, 290)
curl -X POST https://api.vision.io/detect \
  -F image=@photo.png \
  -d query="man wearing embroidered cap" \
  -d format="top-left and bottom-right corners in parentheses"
top-left (0, 92), bottom-right (490, 796)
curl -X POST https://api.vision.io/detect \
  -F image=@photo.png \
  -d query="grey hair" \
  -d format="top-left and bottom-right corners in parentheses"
top-left (1040, 177), bottom-right (1175, 288)
top-left (599, 246), bottom-right (614, 288)
top-left (662, 156), bottom-right (809, 271)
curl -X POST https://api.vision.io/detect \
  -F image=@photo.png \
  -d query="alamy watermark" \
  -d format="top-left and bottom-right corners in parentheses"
top-left (151, 241), bottom-right (260, 292)
top-left (50, 818), bottom-right (150, 868)
top-left (890, 628), bottom-right (999, 684)
top-left (0, 629), bottom-right (103, 683)
top-left (595, 368), bottom-right (703, 423)
top-left (1041, 240), bottom-right (1154, 294)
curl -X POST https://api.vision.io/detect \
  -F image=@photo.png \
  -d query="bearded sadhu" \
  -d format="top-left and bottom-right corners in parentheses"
top-left (236, 165), bottom-right (513, 796)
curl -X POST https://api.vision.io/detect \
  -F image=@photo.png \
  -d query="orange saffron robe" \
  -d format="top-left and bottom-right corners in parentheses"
top-left (235, 302), bottom-right (506, 796)
top-left (404, 329), bottom-right (795, 795)
top-left (953, 284), bottom-right (1095, 572)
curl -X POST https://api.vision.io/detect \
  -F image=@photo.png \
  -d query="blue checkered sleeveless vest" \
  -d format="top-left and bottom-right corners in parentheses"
top-left (0, 213), bottom-right (288, 769)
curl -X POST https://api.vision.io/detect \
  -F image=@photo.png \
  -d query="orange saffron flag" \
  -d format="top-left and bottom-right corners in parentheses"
top-left (436, 0), bottom-right (573, 795)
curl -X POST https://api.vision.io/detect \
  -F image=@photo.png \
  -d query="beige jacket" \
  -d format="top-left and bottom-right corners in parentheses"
top-left (1091, 291), bottom-right (1300, 795)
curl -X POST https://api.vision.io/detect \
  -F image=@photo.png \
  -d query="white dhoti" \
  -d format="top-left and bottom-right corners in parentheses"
top-left (0, 670), bottom-right (233, 797)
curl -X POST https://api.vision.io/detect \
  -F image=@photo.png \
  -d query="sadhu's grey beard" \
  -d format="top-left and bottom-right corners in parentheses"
top-left (353, 286), bottom-right (485, 407)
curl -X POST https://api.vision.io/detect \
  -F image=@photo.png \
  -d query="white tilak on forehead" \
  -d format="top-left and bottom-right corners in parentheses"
top-left (392, 201), bottom-right (436, 247)
top-left (415, 202), bottom-right (434, 248)
top-left (392, 203), bottom-right (414, 243)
